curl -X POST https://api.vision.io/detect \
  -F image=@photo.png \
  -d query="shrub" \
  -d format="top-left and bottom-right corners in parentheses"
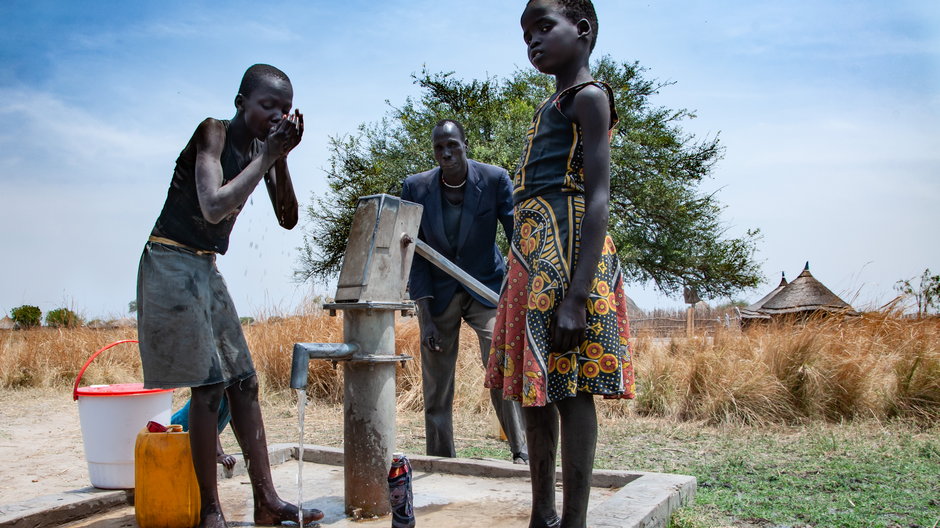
top-left (10, 305), bottom-right (41, 329)
top-left (45, 308), bottom-right (83, 328)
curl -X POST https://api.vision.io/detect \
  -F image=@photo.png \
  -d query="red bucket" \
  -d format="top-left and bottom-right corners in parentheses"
top-left (73, 340), bottom-right (174, 489)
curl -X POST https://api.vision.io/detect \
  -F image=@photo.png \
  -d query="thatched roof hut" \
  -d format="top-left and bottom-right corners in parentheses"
top-left (740, 263), bottom-right (859, 324)
top-left (0, 316), bottom-right (14, 330)
top-left (739, 272), bottom-right (787, 320)
top-left (760, 263), bottom-right (858, 317)
top-left (624, 295), bottom-right (644, 319)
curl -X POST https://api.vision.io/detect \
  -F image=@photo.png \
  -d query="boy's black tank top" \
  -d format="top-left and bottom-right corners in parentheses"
top-left (150, 119), bottom-right (261, 254)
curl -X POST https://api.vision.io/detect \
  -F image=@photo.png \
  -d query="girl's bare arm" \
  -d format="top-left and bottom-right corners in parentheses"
top-left (550, 84), bottom-right (612, 354)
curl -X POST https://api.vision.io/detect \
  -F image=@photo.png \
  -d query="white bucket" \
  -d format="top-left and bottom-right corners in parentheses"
top-left (72, 340), bottom-right (174, 489)
top-left (76, 383), bottom-right (173, 489)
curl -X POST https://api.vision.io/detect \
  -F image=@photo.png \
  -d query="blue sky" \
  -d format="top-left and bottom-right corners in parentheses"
top-left (1, 0), bottom-right (938, 319)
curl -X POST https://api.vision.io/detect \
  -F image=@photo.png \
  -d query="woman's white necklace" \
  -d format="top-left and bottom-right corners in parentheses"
top-left (441, 175), bottom-right (466, 189)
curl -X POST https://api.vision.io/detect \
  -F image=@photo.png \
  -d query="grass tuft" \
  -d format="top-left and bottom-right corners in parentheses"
top-left (2, 310), bottom-right (937, 426)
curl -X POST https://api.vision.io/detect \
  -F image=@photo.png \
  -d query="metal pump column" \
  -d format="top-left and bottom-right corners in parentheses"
top-left (292, 194), bottom-right (421, 518)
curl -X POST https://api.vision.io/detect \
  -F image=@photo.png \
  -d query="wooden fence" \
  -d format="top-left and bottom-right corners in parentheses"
top-left (629, 306), bottom-right (741, 337)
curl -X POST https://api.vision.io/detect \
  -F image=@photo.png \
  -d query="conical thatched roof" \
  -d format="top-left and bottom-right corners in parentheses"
top-left (624, 295), bottom-right (644, 319)
top-left (740, 272), bottom-right (788, 319)
top-left (759, 263), bottom-right (858, 316)
top-left (0, 316), bottom-right (14, 330)
top-left (111, 317), bottom-right (138, 328)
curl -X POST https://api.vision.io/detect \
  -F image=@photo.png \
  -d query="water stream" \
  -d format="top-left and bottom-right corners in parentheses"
top-left (296, 388), bottom-right (306, 527)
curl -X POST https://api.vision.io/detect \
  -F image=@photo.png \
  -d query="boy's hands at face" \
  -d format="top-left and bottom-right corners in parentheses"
top-left (288, 109), bottom-right (304, 141)
top-left (266, 109), bottom-right (304, 158)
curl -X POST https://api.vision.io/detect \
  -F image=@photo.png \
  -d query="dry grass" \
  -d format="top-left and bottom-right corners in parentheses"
top-left (2, 311), bottom-right (938, 425)
top-left (0, 326), bottom-right (140, 390)
top-left (631, 313), bottom-right (940, 425)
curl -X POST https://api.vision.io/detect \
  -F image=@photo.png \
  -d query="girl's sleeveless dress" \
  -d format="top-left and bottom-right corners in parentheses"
top-left (485, 81), bottom-right (636, 407)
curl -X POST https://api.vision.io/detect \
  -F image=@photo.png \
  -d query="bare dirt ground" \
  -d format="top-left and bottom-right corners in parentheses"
top-left (0, 388), bottom-right (90, 504)
top-left (0, 388), bottom-right (613, 528)
top-left (0, 387), bottom-right (481, 508)
top-left (0, 387), bottom-right (341, 506)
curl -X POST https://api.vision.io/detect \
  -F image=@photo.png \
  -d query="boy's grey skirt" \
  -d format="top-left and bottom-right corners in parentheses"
top-left (136, 241), bottom-right (255, 389)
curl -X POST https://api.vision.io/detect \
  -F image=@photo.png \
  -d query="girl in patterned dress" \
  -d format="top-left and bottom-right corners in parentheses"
top-left (484, 1), bottom-right (635, 526)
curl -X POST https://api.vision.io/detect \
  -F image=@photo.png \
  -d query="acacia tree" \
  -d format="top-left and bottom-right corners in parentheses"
top-left (895, 268), bottom-right (940, 317)
top-left (298, 57), bottom-right (762, 299)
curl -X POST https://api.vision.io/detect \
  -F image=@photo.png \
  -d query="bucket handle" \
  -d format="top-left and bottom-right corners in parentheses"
top-left (72, 339), bottom-right (139, 401)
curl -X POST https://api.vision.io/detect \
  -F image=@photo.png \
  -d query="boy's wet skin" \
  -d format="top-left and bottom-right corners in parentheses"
top-left (194, 81), bottom-right (301, 227)
top-left (190, 73), bottom-right (314, 528)
top-left (240, 77), bottom-right (294, 140)
top-left (138, 64), bottom-right (320, 528)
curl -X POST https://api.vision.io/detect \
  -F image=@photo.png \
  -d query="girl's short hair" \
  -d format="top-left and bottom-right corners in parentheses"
top-left (529, 0), bottom-right (599, 51)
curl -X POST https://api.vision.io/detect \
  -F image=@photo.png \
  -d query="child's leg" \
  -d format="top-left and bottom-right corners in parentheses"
top-left (225, 375), bottom-right (323, 525)
top-left (523, 403), bottom-right (561, 528)
top-left (556, 392), bottom-right (597, 528)
top-left (189, 382), bottom-right (227, 527)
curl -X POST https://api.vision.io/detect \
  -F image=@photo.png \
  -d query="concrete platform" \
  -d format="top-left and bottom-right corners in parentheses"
top-left (0, 445), bottom-right (695, 528)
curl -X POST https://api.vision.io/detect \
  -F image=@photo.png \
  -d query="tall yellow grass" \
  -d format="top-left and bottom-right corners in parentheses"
top-left (631, 313), bottom-right (940, 424)
top-left (2, 312), bottom-right (937, 424)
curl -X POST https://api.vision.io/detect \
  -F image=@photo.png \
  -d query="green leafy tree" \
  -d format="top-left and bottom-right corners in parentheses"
top-left (895, 268), bottom-right (940, 317)
top-left (45, 307), bottom-right (83, 328)
top-left (298, 57), bottom-right (761, 299)
top-left (10, 305), bottom-right (42, 329)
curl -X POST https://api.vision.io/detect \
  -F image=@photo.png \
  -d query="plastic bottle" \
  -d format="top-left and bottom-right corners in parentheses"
top-left (388, 453), bottom-right (415, 527)
top-left (134, 425), bottom-right (200, 528)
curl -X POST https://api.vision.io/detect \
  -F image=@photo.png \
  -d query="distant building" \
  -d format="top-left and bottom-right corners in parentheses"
top-left (86, 317), bottom-right (137, 330)
top-left (739, 272), bottom-right (788, 322)
top-left (740, 263), bottom-right (858, 325)
top-left (0, 316), bottom-right (14, 330)
top-left (111, 317), bottom-right (137, 329)
top-left (624, 295), bottom-right (644, 320)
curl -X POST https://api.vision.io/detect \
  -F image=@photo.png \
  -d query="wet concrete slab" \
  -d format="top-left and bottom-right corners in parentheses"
top-left (4, 445), bottom-right (695, 528)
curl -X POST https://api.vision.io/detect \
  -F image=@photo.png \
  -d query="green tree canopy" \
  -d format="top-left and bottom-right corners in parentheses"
top-left (10, 305), bottom-right (41, 329)
top-left (46, 307), bottom-right (83, 328)
top-left (298, 57), bottom-right (762, 299)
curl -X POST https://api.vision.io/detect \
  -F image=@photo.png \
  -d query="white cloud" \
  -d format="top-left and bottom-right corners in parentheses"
top-left (1, 0), bottom-right (938, 316)
top-left (0, 88), bottom-right (177, 184)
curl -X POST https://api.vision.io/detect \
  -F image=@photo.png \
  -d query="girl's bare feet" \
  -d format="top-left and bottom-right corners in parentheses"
top-left (198, 511), bottom-right (226, 528)
top-left (529, 515), bottom-right (561, 528)
top-left (254, 498), bottom-right (324, 526)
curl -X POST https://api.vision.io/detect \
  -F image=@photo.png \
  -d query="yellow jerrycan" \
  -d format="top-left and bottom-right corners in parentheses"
top-left (134, 424), bottom-right (200, 528)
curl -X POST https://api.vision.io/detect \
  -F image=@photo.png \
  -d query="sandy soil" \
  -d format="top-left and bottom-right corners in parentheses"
top-left (0, 387), bottom-right (349, 507)
top-left (0, 387), bottom-right (446, 508)
top-left (0, 387), bottom-right (529, 528)
top-left (0, 388), bottom-right (91, 505)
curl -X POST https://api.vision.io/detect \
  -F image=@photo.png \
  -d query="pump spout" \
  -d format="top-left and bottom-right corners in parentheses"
top-left (290, 343), bottom-right (359, 390)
